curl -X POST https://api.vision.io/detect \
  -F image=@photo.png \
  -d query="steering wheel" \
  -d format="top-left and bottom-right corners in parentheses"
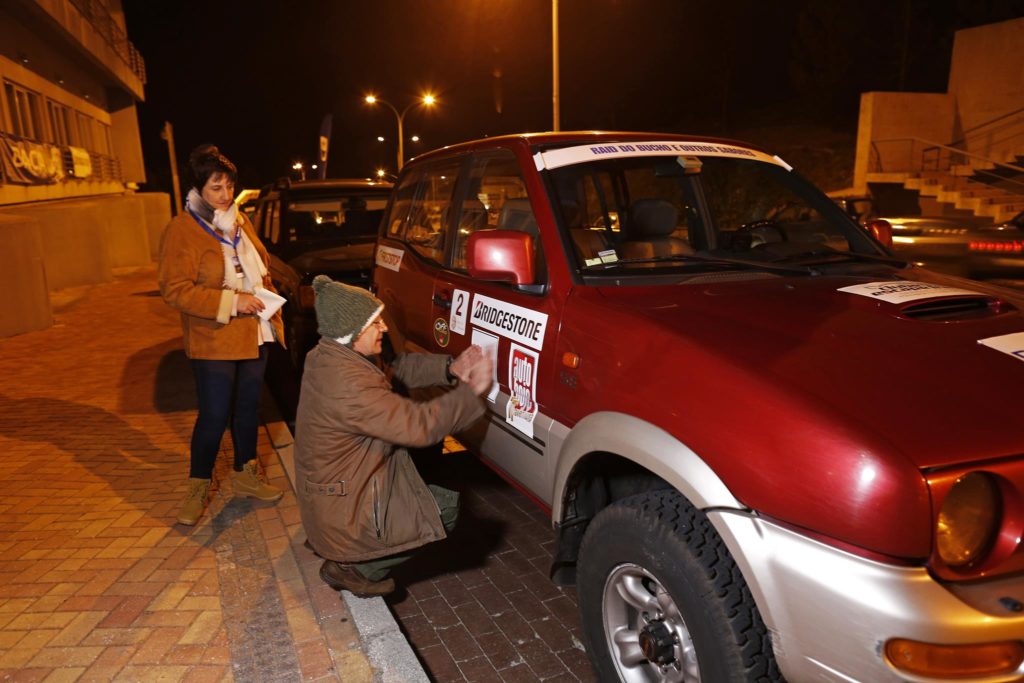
top-left (736, 220), bottom-right (787, 248)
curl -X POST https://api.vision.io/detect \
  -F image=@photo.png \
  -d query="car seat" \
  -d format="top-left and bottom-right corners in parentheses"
top-left (621, 199), bottom-right (694, 260)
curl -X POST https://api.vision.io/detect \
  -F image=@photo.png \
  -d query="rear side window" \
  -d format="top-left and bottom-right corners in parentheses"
top-left (384, 158), bottom-right (463, 265)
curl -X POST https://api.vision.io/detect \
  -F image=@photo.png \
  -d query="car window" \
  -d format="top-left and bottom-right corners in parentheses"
top-left (549, 152), bottom-right (871, 276)
top-left (388, 158), bottom-right (462, 265)
top-left (268, 200), bottom-right (280, 244)
top-left (452, 150), bottom-right (546, 283)
top-left (254, 201), bottom-right (268, 240)
top-left (551, 157), bottom-right (700, 267)
top-left (284, 194), bottom-right (386, 244)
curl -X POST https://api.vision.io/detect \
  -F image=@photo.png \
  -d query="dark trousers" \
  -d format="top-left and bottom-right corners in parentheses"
top-left (189, 345), bottom-right (268, 479)
top-left (354, 485), bottom-right (460, 582)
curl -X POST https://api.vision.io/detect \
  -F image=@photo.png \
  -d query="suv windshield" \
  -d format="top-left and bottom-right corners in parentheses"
top-left (545, 151), bottom-right (884, 276)
top-left (285, 195), bottom-right (388, 244)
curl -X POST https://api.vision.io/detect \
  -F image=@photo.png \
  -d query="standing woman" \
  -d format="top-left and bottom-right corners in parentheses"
top-left (159, 144), bottom-right (285, 525)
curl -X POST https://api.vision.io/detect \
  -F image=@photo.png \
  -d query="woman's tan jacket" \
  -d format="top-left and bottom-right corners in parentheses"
top-left (295, 339), bottom-right (485, 563)
top-left (158, 211), bottom-right (284, 360)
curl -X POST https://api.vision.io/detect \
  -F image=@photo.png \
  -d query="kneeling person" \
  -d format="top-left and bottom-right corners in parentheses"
top-left (295, 275), bottom-right (492, 596)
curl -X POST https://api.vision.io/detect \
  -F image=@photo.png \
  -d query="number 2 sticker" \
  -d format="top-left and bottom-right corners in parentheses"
top-left (450, 289), bottom-right (469, 335)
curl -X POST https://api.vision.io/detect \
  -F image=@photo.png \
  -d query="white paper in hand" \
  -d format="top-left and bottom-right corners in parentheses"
top-left (254, 287), bottom-right (286, 321)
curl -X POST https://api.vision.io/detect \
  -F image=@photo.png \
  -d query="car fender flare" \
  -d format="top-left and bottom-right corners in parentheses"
top-left (551, 411), bottom-right (742, 523)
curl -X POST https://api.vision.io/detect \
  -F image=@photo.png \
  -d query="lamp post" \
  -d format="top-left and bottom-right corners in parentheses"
top-left (292, 161), bottom-right (305, 181)
top-left (364, 93), bottom-right (436, 171)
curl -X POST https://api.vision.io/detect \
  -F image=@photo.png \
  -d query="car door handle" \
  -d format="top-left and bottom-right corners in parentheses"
top-left (432, 294), bottom-right (452, 309)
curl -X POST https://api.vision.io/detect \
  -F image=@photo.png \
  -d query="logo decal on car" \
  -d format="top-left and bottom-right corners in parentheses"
top-left (978, 331), bottom-right (1024, 363)
top-left (450, 289), bottom-right (470, 335)
top-left (433, 318), bottom-right (450, 347)
top-left (470, 294), bottom-right (548, 350)
top-left (507, 343), bottom-right (538, 438)
top-left (376, 245), bottom-right (404, 272)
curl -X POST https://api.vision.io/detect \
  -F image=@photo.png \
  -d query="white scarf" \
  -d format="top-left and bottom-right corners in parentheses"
top-left (186, 188), bottom-right (267, 292)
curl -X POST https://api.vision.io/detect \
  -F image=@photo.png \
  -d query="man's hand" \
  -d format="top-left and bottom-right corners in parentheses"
top-left (464, 354), bottom-right (494, 396)
top-left (451, 345), bottom-right (483, 381)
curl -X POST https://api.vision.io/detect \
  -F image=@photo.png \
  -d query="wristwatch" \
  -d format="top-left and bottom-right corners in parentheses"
top-left (445, 356), bottom-right (457, 383)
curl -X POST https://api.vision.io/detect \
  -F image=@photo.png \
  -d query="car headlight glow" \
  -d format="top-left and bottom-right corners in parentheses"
top-left (936, 472), bottom-right (1001, 568)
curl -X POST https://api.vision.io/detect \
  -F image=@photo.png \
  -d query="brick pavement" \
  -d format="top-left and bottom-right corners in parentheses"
top-left (385, 446), bottom-right (597, 683)
top-left (0, 266), bottom-right (374, 682)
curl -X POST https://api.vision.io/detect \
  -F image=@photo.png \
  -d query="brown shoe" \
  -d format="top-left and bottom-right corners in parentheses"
top-left (319, 560), bottom-right (395, 597)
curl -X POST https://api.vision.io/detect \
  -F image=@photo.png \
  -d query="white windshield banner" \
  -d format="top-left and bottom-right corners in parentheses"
top-left (537, 140), bottom-right (786, 171)
top-left (838, 281), bottom-right (981, 304)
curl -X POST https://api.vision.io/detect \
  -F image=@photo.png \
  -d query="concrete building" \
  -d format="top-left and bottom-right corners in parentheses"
top-left (0, 0), bottom-right (169, 338)
top-left (851, 16), bottom-right (1024, 221)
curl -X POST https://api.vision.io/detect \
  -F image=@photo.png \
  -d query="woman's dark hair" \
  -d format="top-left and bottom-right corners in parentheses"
top-left (187, 144), bottom-right (238, 191)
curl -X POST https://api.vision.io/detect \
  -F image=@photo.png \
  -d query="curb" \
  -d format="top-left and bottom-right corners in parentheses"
top-left (264, 413), bottom-right (429, 683)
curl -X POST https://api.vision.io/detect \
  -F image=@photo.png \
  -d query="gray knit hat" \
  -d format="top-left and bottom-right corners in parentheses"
top-left (312, 275), bottom-right (384, 344)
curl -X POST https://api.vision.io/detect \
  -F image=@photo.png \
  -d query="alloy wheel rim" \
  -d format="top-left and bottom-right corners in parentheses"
top-left (601, 563), bottom-right (698, 683)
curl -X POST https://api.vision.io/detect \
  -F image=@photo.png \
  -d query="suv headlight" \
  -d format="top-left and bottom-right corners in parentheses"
top-left (936, 472), bottom-right (1001, 568)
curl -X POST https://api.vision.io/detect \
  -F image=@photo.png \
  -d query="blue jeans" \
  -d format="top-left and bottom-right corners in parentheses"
top-left (189, 345), bottom-right (268, 479)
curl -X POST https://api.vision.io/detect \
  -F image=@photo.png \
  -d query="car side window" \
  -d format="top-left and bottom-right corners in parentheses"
top-left (453, 150), bottom-right (545, 283)
top-left (254, 201), bottom-right (268, 240)
top-left (390, 158), bottom-right (462, 265)
top-left (268, 200), bottom-right (280, 245)
top-left (384, 170), bottom-right (420, 241)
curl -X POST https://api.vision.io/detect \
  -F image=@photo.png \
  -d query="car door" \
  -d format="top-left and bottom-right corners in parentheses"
top-left (427, 149), bottom-right (559, 500)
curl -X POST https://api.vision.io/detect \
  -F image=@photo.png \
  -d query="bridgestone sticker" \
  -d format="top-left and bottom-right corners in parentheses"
top-left (376, 245), bottom-right (404, 272)
top-left (507, 343), bottom-right (538, 438)
top-left (978, 331), bottom-right (1024, 363)
top-left (470, 294), bottom-right (548, 351)
top-left (537, 140), bottom-right (786, 171)
top-left (838, 281), bottom-right (980, 304)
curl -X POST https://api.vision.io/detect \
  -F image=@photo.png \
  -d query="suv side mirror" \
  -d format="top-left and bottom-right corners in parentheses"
top-left (866, 219), bottom-right (893, 249)
top-left (467, 230), bottom-right (536, 285)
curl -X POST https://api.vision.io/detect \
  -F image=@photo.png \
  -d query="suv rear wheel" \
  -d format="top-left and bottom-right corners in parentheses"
top-left (577, 490), bottom-right (781, 682)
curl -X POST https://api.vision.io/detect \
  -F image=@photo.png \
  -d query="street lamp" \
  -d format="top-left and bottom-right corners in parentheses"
top-left (291, 161), bottom-right (305, 181)
top-left (364, 93), bottom-right (436, 171)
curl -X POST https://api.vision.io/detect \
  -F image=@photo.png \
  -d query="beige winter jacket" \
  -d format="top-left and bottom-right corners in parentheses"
top-left (158, 211), bottom-right (284, 359)
top-left (295, 339), bottom-right (485, 562)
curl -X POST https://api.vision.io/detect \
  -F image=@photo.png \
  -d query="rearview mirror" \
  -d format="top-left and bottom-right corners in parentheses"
top-left (467, 230), bottom-right (535, 285)
top-left (866, 219), bottom-right (893, 249)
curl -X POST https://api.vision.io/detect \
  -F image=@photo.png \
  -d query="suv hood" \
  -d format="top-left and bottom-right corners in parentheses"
top-left (589, 270), bottom-right (1024, 471)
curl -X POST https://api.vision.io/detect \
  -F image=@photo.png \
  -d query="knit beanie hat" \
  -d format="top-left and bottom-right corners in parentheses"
top-left (312, 275), bottom-right (384, 344)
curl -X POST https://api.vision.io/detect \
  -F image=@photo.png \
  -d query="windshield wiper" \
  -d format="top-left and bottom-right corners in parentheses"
top-left (589, 253), bottom-right (818, 275)
top-left (778, 249), bottom-right (908, 268)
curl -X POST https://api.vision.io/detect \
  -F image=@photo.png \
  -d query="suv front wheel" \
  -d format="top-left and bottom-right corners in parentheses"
top-left (577, 490), bottom-right (782, 683)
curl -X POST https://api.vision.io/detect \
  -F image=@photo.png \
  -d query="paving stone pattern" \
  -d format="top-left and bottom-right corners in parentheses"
top-left (387, 446), bottom-right (598, 683)
top-left (0, 267), bottom-right (372, 682)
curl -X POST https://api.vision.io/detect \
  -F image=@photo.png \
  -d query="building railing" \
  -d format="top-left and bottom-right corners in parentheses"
top-left (869, 136), bottom-right (1024, 193)
top-left (66, 0), bottom-right (146, 85)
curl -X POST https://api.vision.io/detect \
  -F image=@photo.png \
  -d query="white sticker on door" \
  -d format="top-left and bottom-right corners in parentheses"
top-left (507, 343), bottom-right (538, 438)
top-left (450, 289), bottom-right (470, 335)
top-left (470, 294), bottom-right (548, 350)
top-left (470, 328), bottom-right (499, 403)
top-left (376, 245), bottom-right (404, 272)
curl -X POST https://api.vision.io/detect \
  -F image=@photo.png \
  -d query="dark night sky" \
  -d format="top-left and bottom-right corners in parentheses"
top-left (124, 0), bottom-right (1024, 194)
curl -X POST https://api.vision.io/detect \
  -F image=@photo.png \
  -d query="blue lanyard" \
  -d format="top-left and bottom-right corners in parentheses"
top-left (188, 208), bottom-right (240, 249)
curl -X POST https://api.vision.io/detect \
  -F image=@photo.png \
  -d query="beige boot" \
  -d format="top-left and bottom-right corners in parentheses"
top-left (177, 478), bottom-right (211, 526)
top-left (233, 460), bottom-right (283, 501)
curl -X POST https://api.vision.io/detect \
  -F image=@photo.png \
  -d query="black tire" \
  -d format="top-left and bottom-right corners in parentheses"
top-left (577, 490), bottom-right (782, 683)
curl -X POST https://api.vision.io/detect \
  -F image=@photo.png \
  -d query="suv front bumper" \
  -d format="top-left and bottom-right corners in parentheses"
top-left (710, 511), bottom-right (1024, 683)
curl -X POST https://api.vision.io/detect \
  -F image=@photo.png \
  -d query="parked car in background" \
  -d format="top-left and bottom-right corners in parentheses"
top-left (235, 188), bottom-right (261, 222)
top-left (833, 195), bottom-right (1024, 278)
top-left (250, 177), bottom-right (392, 374)
top-left (374, 132), bottom-right (1024, 682)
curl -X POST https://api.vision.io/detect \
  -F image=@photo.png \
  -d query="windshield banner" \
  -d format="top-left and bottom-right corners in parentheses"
top-left (536, 140), bottom-right (787, 171)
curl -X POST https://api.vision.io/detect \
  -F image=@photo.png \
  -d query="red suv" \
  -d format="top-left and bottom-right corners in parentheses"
top-left (373, 132), bottom-right (1024, 682)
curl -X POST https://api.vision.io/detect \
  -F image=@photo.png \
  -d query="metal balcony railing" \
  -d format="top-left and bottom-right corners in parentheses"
top-left (66, 0), bottom-right (146, 85)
